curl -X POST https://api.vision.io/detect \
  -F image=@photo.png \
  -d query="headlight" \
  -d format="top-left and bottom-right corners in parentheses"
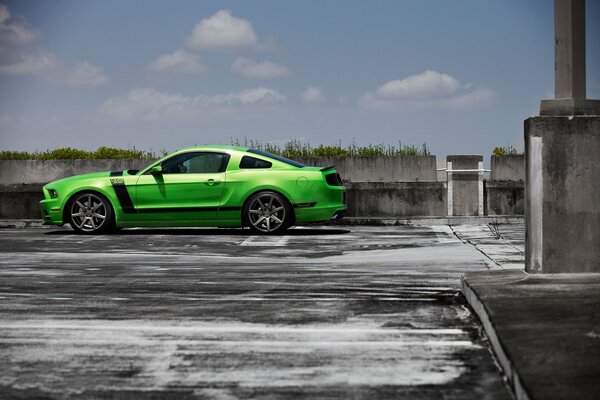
top-left (48, 189), bottom-right (58, 198)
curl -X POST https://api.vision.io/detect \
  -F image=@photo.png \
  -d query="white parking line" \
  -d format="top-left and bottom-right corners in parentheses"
top-left (240, 236), bottom-right (289, 247)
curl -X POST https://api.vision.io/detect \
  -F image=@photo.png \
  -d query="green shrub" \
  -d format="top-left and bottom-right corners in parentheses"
top-left (0, 147), bottom-right (160, 160)
top-left (492, 146), bottom-right (520, 156)
top-left (230, 138), bottom-right (431, 157)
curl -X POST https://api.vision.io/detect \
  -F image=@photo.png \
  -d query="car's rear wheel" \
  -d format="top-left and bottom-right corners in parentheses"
top-left (67, 192), bottom-right (114, 234)
top-left (245, 191), bottom-right (291, 234)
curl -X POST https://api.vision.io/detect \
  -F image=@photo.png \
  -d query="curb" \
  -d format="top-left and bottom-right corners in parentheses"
top-left (1, 216), bottom-right (525, 229)
top-left (0, 219), bottom-right (61, 229)
top-left (461, 276), bottom-right (530, 400)
top-left (332, 216), bottom-right (524, 226)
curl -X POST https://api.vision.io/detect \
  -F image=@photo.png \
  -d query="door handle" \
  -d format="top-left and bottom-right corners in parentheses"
top-left (205, 179), bottom-right (220, 186)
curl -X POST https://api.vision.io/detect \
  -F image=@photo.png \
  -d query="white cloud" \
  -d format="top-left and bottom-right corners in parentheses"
top-left (64, 61), bottom-right (109, 87)
top-left (147, 50), bottom-right (208, 74)
top-left (376, 70), bottom-right (460, 99)
top-left (231, 57), bottom-right (288, 78)
top-left (0, 49), bottom-right (57, 74)
top-left (186, 10), bottom-right (258, 50)
top-left (0, 4), bottom-right (37, 47)
top-left (0, 4), bottom-right (108, 87)
top-left (302, 87), bottom-right (326, 103)
top-left (360, 70), bottom-right (495, 111)
top-left (100, 87), bottom-right (286, 121)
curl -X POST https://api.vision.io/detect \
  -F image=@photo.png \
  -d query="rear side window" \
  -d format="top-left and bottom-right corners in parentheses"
top-left (240, 156), bottom-right (272, 169)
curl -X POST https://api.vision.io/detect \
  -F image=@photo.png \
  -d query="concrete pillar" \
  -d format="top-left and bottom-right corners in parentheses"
top-left (525, 117), bottom-right (600, 273)
top-left (540, 0), bottom-right (600, 116)
top-left (526, 0), bottom-right (600, 273)
top-left (446, 155), bottom-right (483, 216)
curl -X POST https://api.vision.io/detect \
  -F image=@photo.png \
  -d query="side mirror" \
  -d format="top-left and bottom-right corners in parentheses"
top-left (150, 165), bottom-right (163, 175)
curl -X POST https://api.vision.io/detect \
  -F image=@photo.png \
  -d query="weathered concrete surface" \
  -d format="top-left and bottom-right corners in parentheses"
top-left (1, 182), bottom-right (449, 219)
top-left (0, 224), bottom-right (518, 399)
top-left (525, 116), bottom-right (600, 273)
top-left (0, 156), bottom-right (438, 185)
top-left (297, 156), bottom-right (438, 182)
top-left (345, 182), bottom-right (446, 217)
top-left (485, 182), bottom-right (524, 216)
top-left (447, 155), bottom-right (483, 216)
top-left (490, 155), bottom-right (524, 182)
top-left (0, 159), bottom-right (155, 185)
top-left (0, 184), bottom-right (43, 219)
top-left (463, 270), bottom-right (600, 400)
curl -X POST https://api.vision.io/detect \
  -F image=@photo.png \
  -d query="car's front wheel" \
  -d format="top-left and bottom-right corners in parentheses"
top-left (67, 192), bottom-right (114, 234)
top-left (244, 191), bottom-right (292, 234)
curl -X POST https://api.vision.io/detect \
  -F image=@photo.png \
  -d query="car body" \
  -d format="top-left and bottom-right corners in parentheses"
top-left (39, 146), bottom-right (346, 234)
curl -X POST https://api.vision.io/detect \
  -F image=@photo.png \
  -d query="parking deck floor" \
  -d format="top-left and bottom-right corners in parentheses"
top-left (0, 223), bottom-right (524, 399)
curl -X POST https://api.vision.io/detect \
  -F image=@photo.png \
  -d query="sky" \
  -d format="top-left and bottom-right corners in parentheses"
top-left (0, 0), bottom-right (599, 158)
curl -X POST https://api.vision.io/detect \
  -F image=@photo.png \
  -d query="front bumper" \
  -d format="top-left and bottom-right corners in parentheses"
top-left (39, 198), bottom-right (64, 225)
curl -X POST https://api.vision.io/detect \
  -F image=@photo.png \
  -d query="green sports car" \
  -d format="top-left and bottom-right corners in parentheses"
top-left (40, 146), bottom-right (346, 234)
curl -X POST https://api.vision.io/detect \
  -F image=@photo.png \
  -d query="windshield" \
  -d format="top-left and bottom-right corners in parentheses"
top-left (247, 149), bottom-right (305, 168)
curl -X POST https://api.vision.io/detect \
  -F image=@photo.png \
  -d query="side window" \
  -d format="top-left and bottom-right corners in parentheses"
top-left (161, 152), bottom-right (230, 174)
top-left (240, 156), bottom-right (272, 169)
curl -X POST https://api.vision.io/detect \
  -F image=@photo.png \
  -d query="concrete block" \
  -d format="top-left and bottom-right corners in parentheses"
top-left (0, 159), bottom-right (155, 185)
top-left (297, 156), bottom-right (438, 182)
top-left (447, 155), bottom-right (483, 216)
top-left (490, 155), bottom-right (524, 182)
top-left (345, 182), bottom-right (447, 217)
top-left (485, 182), bottom-right (524, 216)
top-left (525, 116), bottom-right (600, 273)
top-left (0, 184), bottom-right (44, 219)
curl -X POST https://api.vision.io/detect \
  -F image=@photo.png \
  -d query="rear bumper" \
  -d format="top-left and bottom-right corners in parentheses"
top-left (294, 203), bottom-right (346, 223)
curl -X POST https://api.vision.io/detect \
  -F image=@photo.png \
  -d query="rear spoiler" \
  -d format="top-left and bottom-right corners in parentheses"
top-left (319, 165), bottom-right (335, 172)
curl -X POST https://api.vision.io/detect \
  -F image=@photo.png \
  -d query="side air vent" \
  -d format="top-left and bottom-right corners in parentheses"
top-left (325, 173), bottom-right (344, 186)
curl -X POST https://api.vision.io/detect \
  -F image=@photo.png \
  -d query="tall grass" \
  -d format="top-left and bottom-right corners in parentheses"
top-left (0, 147), bottom-right (163, 160)
top-left (230, 138), bottom-right (431, 157)
top-left (0, 140), bottom-right (432, 160)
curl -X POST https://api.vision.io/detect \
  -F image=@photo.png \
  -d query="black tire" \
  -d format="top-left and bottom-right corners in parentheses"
top-left (67, 191), bottom-right (114, 234)
top-left (244, 191), bottom-right (292, 234)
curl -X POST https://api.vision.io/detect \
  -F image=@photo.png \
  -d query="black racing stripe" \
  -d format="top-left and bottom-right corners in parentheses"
top-left (219, 206), bottom-right (241, 212)
top-left (111, 183), bottom-right (136, 213)
top-left (293, 202), bottom-right (317, 208)
top-left (138, 206), bottom-right (219, 213)
top-left (110, 171), bottom-right (123, 177)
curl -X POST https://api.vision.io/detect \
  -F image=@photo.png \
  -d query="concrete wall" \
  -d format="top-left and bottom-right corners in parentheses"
top-left (1, 182), bottom-right (447, 219)
top-left (490, 155), bottom-right (524, 182)
top-left (1, 156), bottom-right (437, 185)
top-left (346, 182), bottom-right (446, 217)
top-left (296, 156), bottom-right (438, 182)
top-left (0, 159), bottom-right (155, 185)
top-left (485, 182), bottom-right (524, 216)
top-left (0, 155), bottom-right (528, 219)
top-left (0, 184), bottom-right (44, 219)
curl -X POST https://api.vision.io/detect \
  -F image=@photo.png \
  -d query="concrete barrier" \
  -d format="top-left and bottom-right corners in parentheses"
top-left (490, 155), bottom-right (525, 182)
top-left (297, 156), bottom-right (437, 182)
top-left (485, 182), bottom-right (524, 216)
top-left (0, 184), bottom-right (44, 219)
top-left (0, 182), bottom-right (447, 220)
top-left (0, 159), bottom-right (155, 185)
top-left (345, 182), bottom-right (446, 217)
top-left (0, 156), bottom-right (437, 185)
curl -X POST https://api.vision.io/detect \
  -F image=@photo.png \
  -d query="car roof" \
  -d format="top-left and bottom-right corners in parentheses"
top-left (175, 145), bottom-right (249, 153)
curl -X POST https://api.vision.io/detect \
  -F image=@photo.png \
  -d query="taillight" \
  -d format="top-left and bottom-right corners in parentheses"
top-left (325, 173), bottom-right (343, 186)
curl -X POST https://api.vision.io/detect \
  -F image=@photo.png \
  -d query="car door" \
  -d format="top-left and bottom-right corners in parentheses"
top-left (134, 152), bottom-right (230, 220)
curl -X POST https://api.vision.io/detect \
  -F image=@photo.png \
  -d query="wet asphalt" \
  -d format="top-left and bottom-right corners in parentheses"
top-left (0, 223), bottom-right (524, 399)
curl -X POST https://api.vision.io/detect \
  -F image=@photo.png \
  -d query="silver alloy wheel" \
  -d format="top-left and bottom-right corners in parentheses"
top-left (70, 193), bottom-right (107, 232)
top-left (247, 193), bottom-right (286, 233)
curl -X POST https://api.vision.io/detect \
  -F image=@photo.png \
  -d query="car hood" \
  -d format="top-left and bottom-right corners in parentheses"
top-left (45, 171), bottom-right (113, 187)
